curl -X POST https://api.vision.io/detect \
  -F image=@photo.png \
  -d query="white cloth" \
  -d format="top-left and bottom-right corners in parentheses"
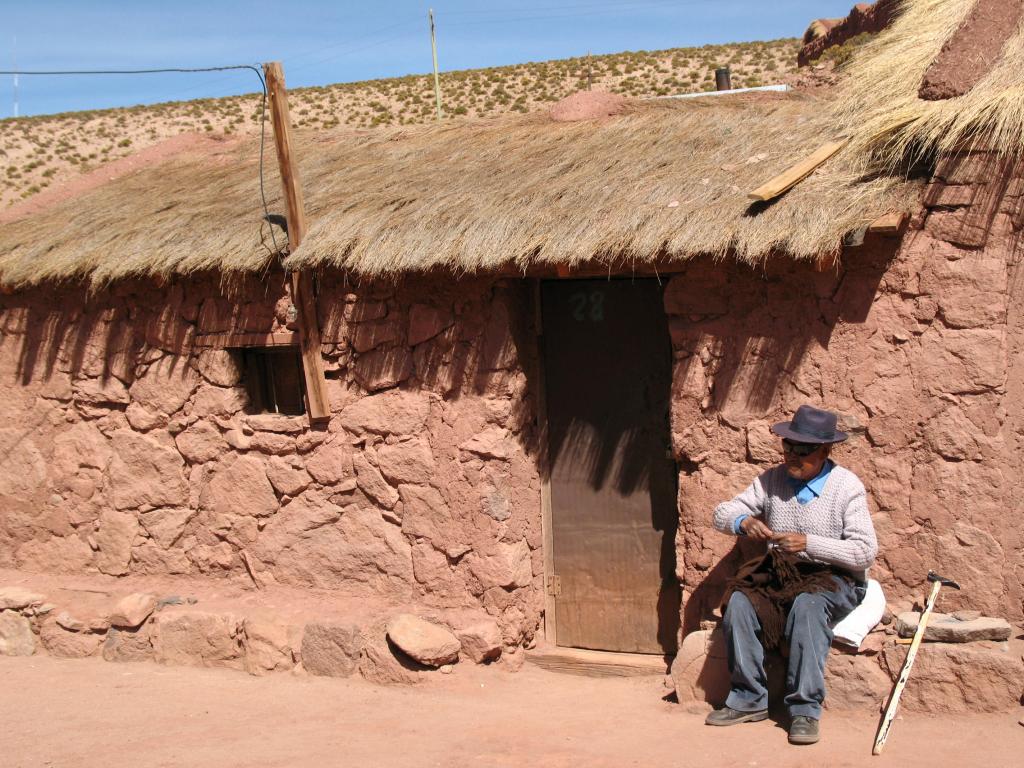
top-left (832, 579), bottom-right (886, 648)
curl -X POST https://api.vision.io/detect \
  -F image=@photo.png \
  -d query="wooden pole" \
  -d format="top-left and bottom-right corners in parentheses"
top-left (429, 9), bottom-right (443, 121)
top-left (262, 61), bottom-right (331, 422)
top-left (872, 579), bottom-right (943, 755)
top-left (587, 51), bottom-right (592, 90)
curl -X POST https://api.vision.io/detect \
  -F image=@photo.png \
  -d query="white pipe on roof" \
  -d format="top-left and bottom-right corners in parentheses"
top-left (657, 84), bottom-right (791, 100)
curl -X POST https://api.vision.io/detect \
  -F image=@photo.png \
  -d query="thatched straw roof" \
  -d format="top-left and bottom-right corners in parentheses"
top-left (285, 95), bottom-right (911, 277)
top-left (0, 92), bottom-right (913, 287)
top-left (835, 0), bottom-right (1024, 165)
top-left (30, 0), bottom-right (1024, 289)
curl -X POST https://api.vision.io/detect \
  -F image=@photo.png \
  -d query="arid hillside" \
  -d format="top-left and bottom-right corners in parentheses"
top-left (0, 38), bottom-right (799, 208)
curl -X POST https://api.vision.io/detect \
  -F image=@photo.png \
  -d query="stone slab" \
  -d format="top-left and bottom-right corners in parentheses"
top-left (895, 612), bottom-right (1012, 643)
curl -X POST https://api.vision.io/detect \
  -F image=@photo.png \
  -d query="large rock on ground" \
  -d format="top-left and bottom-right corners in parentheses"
top-left (0, 587), bottom-right (45, 611)
top-left (103, 625), bottom-right (154, 662)
top-left (55, 608), bottom-right (110, 633)
top-left (454, 620), bottom-right (503, 663)
top-left (386, 613), bottom-right (460, 667)
top-left (151, 611), bottom-right (243, 669)
top-left (880, 640), bottom-right (1024, 713)
top-left (243, 619), bottom-right (299, 676)
top-left (895, 612), bottom-right (1012, 643)
top-left (39, 620), bottom-right (104, 658)
top-left (670, 629), bottom-right (730, 709)
top-left (358, 622), bottom-right (426, 685)
top-left (301, 621), bottom-right (363, 677)
top-left (108, 593), bottom-right (158, 628)
top-left (0, 610), bottom-right (36, 656)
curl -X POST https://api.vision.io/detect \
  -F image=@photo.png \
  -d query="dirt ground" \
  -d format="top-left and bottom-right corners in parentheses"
top-left (2, 656), bottom-right (1021, 768)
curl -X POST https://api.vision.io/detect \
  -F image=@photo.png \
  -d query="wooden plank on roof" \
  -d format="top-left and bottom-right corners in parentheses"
top-left (264, 61), bottom-right (331, 422)
top-left (747, 139), bottom-right (848, 202)
top-left (868, 211), bottom-right (906, 234)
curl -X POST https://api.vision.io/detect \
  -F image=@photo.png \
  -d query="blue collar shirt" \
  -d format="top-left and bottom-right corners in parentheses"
top-left (788, 459), bottom-right (834, 504)
top-left (734, 459), bottom-right (835, 534)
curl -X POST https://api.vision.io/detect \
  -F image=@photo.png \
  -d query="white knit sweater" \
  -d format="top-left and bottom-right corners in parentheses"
top-left (713, 464), bottom-right (878, 580)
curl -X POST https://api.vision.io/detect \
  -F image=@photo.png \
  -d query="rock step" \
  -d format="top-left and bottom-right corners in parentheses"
top-left (672, 627), bottom-right (1024, 715)
top-left (0, 584), bottom-right (504, 688)
top-left (895, 612), bottom-right (1012, 643)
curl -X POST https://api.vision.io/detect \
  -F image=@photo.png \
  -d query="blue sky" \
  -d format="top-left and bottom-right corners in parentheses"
top-left (3, 1), bottom-right (854, 118)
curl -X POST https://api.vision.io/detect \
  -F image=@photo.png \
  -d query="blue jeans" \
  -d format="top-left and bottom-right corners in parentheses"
top-left (722, 576), bottom-right (864, 719)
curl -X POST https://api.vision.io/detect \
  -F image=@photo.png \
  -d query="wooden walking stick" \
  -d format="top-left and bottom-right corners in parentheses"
top-left (873, 571), bottom-right (961, 755)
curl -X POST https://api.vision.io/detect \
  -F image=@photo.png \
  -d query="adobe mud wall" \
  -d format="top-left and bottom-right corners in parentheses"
top-left (670, 150), bottom-right (1024, 632)
top-left (3, 150), bottom-right (1023, 667)
top-left (0, 272), bottom-right (544, 653)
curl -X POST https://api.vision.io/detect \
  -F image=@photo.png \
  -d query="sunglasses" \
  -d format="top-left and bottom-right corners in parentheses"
top-left (782, 439), bottom-right (821, 457)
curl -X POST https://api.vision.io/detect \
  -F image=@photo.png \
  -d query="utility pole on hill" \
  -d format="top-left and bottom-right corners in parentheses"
top-left (429, 9), bottom-right (443, 121)
top-left (262, 61), bottom-right (331, 422)
top-left (12, 36), bottom-right (18, 118)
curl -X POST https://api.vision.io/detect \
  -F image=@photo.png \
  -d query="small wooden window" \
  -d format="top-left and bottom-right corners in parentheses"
top-left (240, 347), bottom-right (306, 416)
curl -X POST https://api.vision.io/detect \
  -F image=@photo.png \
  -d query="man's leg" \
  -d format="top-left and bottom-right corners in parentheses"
top-left (723, 590), bottom-right (769, 713)
top-left (783, 577), bottom-right (862, 720)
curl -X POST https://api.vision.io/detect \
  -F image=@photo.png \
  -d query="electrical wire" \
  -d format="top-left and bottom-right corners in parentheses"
top-left (0, 65), bottom-right (261, 76)
top-left (0, 63), bottom-right (283, 259)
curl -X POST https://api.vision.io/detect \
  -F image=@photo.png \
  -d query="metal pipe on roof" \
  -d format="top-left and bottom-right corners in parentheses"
top-left (657, 84), bottom-right (791, 100)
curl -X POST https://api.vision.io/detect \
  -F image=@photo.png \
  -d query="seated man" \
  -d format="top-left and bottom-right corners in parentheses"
top-left (705, 404), bottom-right (878, 745)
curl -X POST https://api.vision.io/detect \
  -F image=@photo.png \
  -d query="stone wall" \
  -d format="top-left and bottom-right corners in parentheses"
top-left (0, 271), bottom-right (544, 653)
top-left (669, 151), bottom-right (1024, 634)
top-left (3, 150), bottom-right (1023, 672)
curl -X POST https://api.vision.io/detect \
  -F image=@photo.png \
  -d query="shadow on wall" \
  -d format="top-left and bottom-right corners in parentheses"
top-left (667, 247), bottom-right (890, 423)
top-left (2, 272), bottom-right (284, 390)
top-left (7, 299), bottom-right (139, 387)
top-left (671, 245), bottom-right (897, 636)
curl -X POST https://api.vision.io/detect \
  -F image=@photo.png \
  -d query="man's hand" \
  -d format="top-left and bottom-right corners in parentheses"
top-left (771, 532), bottom-right (808, 554)
top-left (740, 516), bottom-right (774, 541)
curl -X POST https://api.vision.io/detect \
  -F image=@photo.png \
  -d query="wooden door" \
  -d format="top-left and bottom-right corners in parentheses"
top-left (541, 279), bottom-right (679, 655)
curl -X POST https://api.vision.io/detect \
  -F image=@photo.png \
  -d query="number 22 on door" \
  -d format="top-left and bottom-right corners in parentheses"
top-left (569, 291), bottom-right (605, 322)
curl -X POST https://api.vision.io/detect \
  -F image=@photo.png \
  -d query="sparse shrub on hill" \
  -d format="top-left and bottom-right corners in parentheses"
top-left (0, 37), bottom-right (799, 208)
